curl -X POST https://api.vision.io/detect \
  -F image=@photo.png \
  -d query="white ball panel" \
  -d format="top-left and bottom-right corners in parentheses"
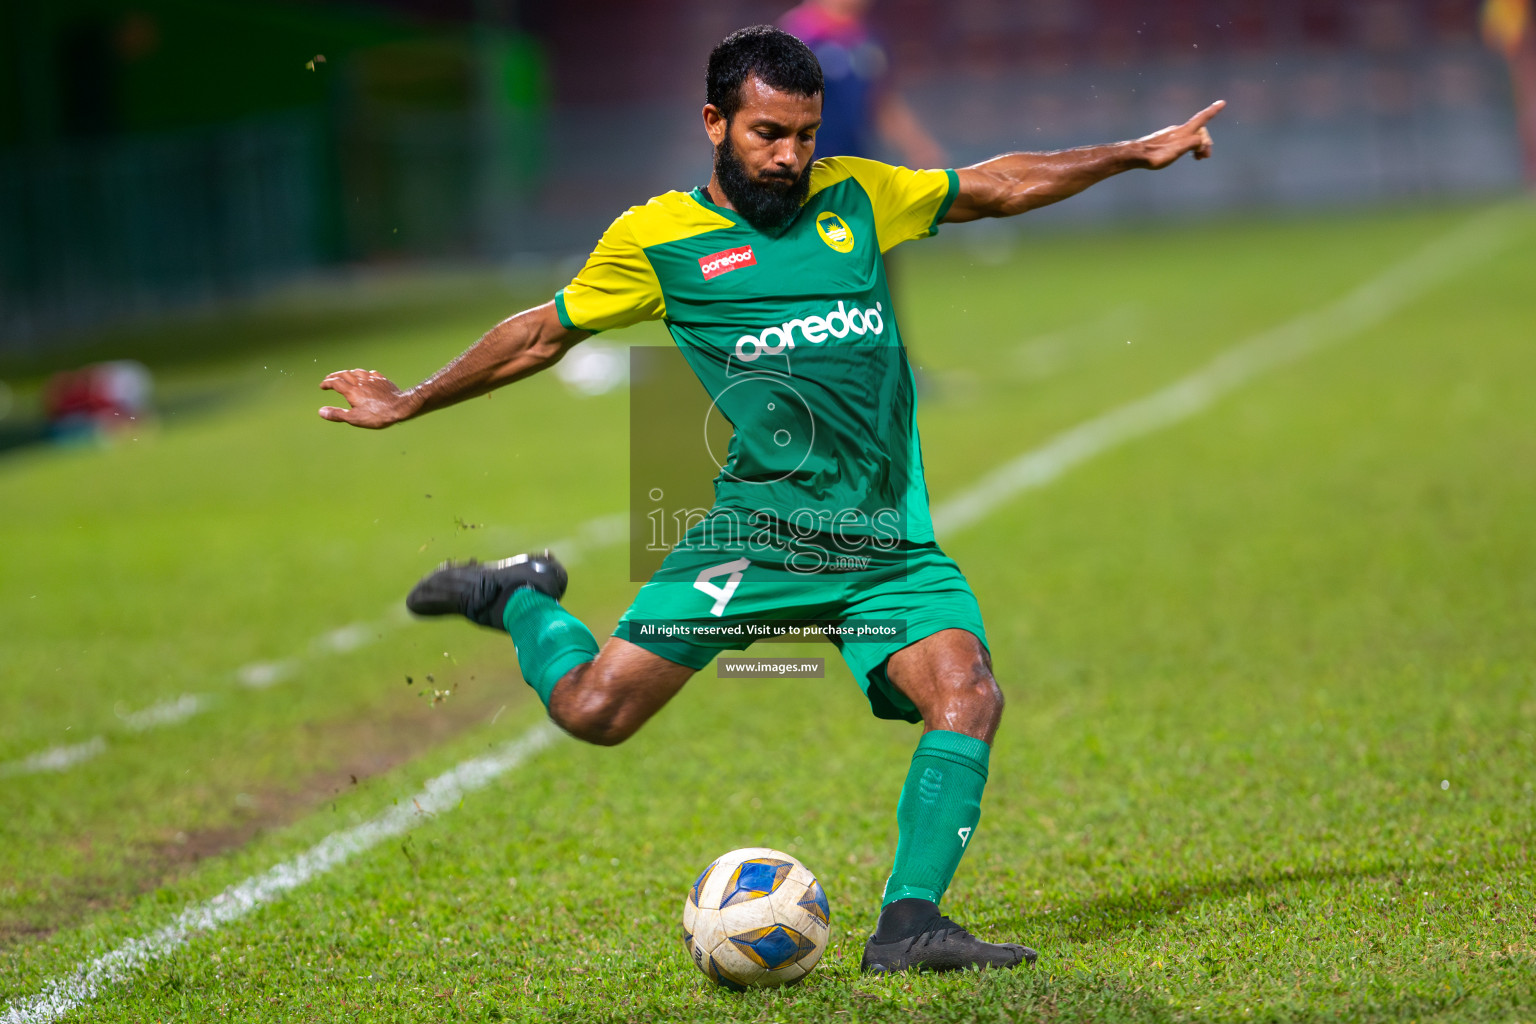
top-left (682, 896), bottom-right (698, 936)
top-left (718, 891), bottom-right (783, 933)
top-left (687, 910), bottom-right (715, 972)
top-left (690, 907), bottom-right (724, 951)
top-left (768, 878), bottom-right (813, 922)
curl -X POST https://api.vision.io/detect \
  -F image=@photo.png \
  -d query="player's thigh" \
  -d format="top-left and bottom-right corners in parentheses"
top-left (883, 628), bottom-right (1002, 742)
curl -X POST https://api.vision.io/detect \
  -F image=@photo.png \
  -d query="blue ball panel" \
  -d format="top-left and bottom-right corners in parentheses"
top-left (719, 858), bottom-right (793, 909)
top-left (729, 924), bottom-right (818, 971)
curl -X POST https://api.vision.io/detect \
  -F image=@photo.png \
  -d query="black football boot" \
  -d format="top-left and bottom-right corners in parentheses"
top-left (860, 898), bottom-right (1036, 974)
top-left (405, 551), bottom-right (568, 629)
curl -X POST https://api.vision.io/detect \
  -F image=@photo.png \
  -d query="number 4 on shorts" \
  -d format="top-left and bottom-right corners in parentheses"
top-left (694, 557), bottom-right (750, 616)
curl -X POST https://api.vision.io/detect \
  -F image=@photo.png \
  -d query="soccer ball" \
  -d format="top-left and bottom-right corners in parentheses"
top-left (681, 847), bottom-right (830, 989)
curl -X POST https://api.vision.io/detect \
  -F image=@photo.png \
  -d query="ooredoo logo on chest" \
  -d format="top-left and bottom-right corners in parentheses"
top-left (699, 245), bottom-right (756, 281)
top-left (734, 300), bottom-right (886, 362)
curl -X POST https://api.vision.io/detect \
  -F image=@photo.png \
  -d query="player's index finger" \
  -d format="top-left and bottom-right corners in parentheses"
top-left (1190, 99), bottom-right (1226, 127)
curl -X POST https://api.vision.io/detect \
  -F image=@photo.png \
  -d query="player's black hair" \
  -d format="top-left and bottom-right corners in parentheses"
top-left (706, 25), bottom-right (823, 121)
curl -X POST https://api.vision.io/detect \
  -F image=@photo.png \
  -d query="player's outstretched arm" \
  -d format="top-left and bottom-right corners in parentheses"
top-left (318, 301), bottom-right (589, 429)
top-left (945, 100), bottom-right (1225, 222)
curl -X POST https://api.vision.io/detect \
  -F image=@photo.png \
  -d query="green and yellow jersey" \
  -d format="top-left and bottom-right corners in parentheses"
top-left (556, 157), bottom-right (958, 561)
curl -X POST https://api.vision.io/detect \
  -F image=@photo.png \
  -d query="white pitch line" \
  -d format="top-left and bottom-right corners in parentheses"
top-left (0, 737), bottom-right (107, 778)
top-left (118, 694), bottom-right (207, 732)
top-left (0, 697), bottom-right (209, 778)
top-left (544, 511), bottom-right (629, 566)
top-left (1, 513), bottom-right (628, 777)
top-left (233, 512), bottom-right (630, 690)
top-left (312, 622), bottom-right (376, 655)
top-left (1, 722), bottom-right (562, 1024)
top-left (931, 205), bottom-right (1527, 538)
top-left (235, 659), bottom-right (297, 690)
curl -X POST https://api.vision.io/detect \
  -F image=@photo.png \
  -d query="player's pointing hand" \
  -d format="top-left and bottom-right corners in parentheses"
top-left (319, 368), bottom-right (416, 429)
top-left (1137, 99), bottom-right (1226, 170)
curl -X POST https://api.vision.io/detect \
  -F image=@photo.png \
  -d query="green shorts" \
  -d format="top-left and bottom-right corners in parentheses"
top-left (613, 540), bottom-right (989, 723)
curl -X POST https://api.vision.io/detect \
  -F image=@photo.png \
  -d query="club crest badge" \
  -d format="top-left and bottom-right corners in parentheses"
top-left (815, 212), bottom-right (855, 254)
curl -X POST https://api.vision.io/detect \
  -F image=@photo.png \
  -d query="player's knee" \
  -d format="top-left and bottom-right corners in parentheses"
top-left (551, 694), bottom-right (634, 746)
top-left (960, 669), bottom-right (1005, 726)
top-left (561, 715), bottom-right (635, 747)
top-left (548, 667), bottom-right (643, 747)
top-left (930, 661), bottom-right (1004, 734)
top-left (551, 705), bottom-right (626, 746)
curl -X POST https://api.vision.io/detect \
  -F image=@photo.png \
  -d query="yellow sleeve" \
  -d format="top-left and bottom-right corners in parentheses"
top-left (812, 157), bottom-right (960, 254)
top-left (554, 211), bottom-right (665, 333)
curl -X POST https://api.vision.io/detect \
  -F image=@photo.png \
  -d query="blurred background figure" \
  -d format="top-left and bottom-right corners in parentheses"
top-left (778, 0), bottom-right (947, 379)
top-left (779, 0), bottom-right (946, 167)
top-left (1, 1), bottom-right (1529, 360)
top-left (1483, 0), bottom-right (1536, 184)
top-left (43, 360), bottom-right (153, 443)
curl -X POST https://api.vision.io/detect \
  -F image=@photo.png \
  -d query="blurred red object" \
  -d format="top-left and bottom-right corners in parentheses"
top-left (43, 360), bottom-right (154, 438)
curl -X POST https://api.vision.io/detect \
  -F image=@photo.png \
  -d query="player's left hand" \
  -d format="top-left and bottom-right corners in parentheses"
top-left (1138, 100), bottom-right (1226, 169)
top-left (319, 368), bottom-right (415, 429)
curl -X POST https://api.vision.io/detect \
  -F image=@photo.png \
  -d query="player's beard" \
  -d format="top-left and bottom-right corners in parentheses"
top-left (713, 131), bottom-right (811, 232)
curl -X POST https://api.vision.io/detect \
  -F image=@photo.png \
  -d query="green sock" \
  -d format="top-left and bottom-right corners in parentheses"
top-left (881, 730), bottom-right (990, 906)
top-left (501, 588), bottom-right (598, 709)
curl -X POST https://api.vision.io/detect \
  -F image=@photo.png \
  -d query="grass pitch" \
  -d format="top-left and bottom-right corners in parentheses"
top-left (2, 201), bottom-right (1534, 1022)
